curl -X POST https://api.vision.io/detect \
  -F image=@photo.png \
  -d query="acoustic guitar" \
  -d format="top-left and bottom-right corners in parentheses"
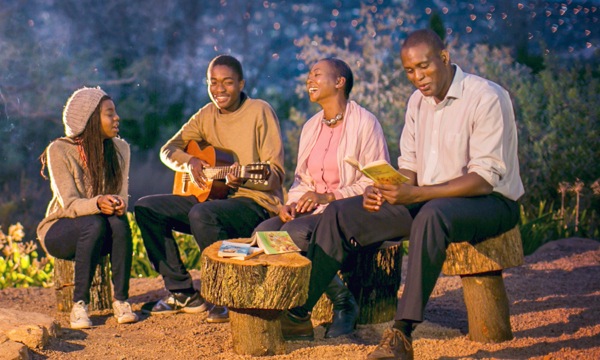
top-left (172, 141), bottom-right (271, 202)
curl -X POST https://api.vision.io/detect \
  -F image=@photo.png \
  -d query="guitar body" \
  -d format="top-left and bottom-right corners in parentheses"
top-left (172, 141), bottom-right (234, 202)
top-left (172, 141), bottom-right (271, 202)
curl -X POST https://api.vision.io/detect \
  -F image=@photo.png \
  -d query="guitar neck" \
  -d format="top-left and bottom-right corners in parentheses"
top-left (203, 166), bottom-right (241, 180)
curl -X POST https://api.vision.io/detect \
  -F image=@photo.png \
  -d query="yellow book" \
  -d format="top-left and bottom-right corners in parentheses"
top-left (344, 156), bottom-right (409, 185)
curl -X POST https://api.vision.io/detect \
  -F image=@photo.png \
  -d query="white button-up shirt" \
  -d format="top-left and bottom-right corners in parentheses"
top-left (398, 65), bottom-right (524, 201)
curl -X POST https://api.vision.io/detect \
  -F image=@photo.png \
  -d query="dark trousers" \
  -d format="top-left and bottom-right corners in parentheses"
top-left (254, 211), bottom-right (319, 253)
top-left (134, 194), bottom-right (270, 292)
top-left (45, 214), bottom-right (133, 304)
top-left (303, 194), bottom-right (519, 322)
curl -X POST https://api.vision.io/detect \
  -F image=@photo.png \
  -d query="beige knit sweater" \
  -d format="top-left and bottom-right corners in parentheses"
top-left (160, 95), bottom-right (285, 214)
top-left (36, 137), bottom-right (130, 250)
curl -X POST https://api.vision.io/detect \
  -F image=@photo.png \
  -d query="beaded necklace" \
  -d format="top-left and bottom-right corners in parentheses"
top-left (322, 113), bottom-right (343, 126)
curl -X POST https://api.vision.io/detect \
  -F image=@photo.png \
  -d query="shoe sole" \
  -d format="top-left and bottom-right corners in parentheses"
top-left (206, 317), bottom-right (230, 323)
top-left (115, 315), bottom-right (139, 324)
top-left (70, 322), bottom-right (92, 329)
top-left (182, 304), bottom-right (211, 314)
top-left (144, 306), bottom-right (209, 315)
top-left (282, 334), bottom-right (314, 341)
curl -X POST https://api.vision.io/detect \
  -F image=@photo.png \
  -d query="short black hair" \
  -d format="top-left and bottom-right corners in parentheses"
top-left (207, 55), bottom-right (244, 81)
top-left (323, 58), bottom-right (354, 99)
top-left (402, 29), bottom-right (445, 53)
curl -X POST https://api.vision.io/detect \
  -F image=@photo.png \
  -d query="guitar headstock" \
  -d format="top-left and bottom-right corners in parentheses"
top-left (241, 162), bottom-right (271, 184)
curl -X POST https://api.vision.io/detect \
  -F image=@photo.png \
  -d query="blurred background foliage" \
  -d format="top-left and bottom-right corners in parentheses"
top-left (0, 1), bottom-right (598, 286)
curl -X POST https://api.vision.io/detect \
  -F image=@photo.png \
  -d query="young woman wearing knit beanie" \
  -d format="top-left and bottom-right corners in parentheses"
top-left (37, 87), bottom-right (138, 329)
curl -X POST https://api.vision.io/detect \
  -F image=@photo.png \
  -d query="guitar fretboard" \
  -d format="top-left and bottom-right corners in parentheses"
top-left (181, 166), bottom-right (241, 181)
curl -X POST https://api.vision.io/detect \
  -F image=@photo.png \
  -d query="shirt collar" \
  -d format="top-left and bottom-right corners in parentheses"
top-left (446, 64), bottom-right (464, 100)
top-left (422, 64), bottom-right (464, 106)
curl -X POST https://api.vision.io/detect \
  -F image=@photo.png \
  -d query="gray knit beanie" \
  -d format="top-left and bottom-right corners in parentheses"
top-left (63, 86), bottom-right (107, 138)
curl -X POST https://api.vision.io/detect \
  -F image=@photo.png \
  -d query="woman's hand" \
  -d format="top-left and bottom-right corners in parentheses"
top-left (112, 196), bottom-right (126, 216)
top-left (278, 204), bottom-right (296, 222)
top-left (97, 195), bottom-right (124, 215)
top-left (295, 191), bottom-right (334, 213)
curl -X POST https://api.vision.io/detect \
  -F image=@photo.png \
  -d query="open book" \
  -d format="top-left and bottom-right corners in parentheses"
top-left (217, 231), bottom-right (301, 260)
top-left (250, 231), bottom-right (301, 255)
top-left (344, 156), bottom-right (409, 185)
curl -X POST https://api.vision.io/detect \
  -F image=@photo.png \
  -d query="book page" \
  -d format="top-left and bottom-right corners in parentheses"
top-left (344, 156), bottom-right (409, 185)
top-left (362, 162), bottom-right (409, 185)
top-left (253, 231), bottom-right (301, 255)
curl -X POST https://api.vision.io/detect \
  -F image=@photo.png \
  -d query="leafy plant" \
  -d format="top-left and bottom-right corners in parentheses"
top-left (0, 223), bottom-right (53, 289)
top-left (127, 213), bottom-right (202, 278)
top-left (519, 202), bottom-right (559, 256)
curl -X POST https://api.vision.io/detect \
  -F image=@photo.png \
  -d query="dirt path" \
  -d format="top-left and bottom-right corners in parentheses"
top-left (1, 237), bottom-right (599, 359)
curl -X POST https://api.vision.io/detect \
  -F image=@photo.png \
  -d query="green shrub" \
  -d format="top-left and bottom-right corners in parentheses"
top-left (128, 212), bottom-right (202, 278)
top-left (0, 223), bottom-right (53, 289)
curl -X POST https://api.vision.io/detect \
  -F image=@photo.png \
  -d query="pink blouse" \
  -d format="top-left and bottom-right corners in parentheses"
top-left (306, 123), bottom-right (343, 196)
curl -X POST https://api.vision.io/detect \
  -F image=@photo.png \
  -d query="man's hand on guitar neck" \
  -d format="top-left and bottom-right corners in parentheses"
top-left (225, 162), bottom-right (243, 189)
top-left (187, 157), bottom-right (211, 190)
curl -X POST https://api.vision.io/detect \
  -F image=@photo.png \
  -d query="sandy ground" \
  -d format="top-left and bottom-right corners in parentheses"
top-left (1, 237), bottom-right (599, 360)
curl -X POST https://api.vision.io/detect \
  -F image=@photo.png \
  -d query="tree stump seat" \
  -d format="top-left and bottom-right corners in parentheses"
top-left (200, 240), bottom-right (311, 356)
top-left (311, 240), bottom-right (404, 326)
top-left (311, 226), bottom-right (523, 344)
top-left (54, 257), bottom-right (112, 312)
top-left (442, 226), bottom-right (524, 343)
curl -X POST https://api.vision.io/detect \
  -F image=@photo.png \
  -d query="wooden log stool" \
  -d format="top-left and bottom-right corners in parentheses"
top-left (311, 240), bottom-right (404, 326)
top-left (200, 240), bottom-right (311, 356)
top-left (442, 226), bottom-right (524, 343)
top-left (54, 257), bottom-right (112, 312)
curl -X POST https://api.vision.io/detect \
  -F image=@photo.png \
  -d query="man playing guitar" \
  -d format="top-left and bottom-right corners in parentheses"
top-left (134, 55), bottom-right (285, 323)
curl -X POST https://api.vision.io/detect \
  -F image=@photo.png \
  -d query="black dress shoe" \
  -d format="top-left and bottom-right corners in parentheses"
top-left (324, 275), bottom-right (359, 338)
top-left (206, 305), bottom-right (229, 323)
top-left (279, 310), bottom-right (314, 341)
top-left (367, 328), bottom-right (414, 360)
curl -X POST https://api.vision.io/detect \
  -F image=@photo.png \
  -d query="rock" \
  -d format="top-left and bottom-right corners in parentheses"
top-left (0, 308), bottom-right (60, 350)
top-left (0, 338), bottom-right (30, 360)
top-left (6, 325), bottom-right (48, 350)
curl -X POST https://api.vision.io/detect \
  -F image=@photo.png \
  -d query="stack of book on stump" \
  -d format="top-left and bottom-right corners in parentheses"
top-left (218, 231), bottom-right (301, 260)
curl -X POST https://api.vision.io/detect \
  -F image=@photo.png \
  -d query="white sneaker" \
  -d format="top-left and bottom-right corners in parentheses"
top-left (113, 300), bottom-right (139, 324)
top-left (70, 300), bottom-right (92, 329)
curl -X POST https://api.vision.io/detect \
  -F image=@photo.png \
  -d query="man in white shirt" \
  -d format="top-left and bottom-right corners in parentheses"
top-left (280, 29), bottom-right (524, 360)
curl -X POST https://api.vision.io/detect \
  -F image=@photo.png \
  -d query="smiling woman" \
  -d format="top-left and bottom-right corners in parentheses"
top-left (254, 58), bottom-right (390, 339)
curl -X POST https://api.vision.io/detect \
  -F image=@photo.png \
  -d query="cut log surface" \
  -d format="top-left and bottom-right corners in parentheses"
top-left (201, 239), bottom-right (311, 310)
top-left (54, 257), bottom-right (112, 312)
top-left (442, 227), bottom-right (523, 276)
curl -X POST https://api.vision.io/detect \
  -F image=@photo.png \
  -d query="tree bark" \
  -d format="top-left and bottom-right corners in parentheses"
top-left (229, 309), bottom-right (285, 356)
top-left (461, 271), bottom-right (513, 342)
top-left (312, 240), bottom-right (404, 326)
top-left (54, 257), bottom-right (112, 312)
top-left (442, 226), bottom-right (523, 343)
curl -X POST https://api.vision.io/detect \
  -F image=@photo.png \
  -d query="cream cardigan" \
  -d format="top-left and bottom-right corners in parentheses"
top-left (37, 137), bottom-right (130, 250)
top-left (287, 100), bottom-right (389, 214)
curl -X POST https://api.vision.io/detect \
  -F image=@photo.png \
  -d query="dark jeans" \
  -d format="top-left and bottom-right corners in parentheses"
top-left (134, 194), bottom-right (270, 292)
top-left (254, 211), bottom-right (319, 253)
top-left (303, 194), bottom-right (519, 322)
top-left (45, 214), bottom-right (133, 304)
